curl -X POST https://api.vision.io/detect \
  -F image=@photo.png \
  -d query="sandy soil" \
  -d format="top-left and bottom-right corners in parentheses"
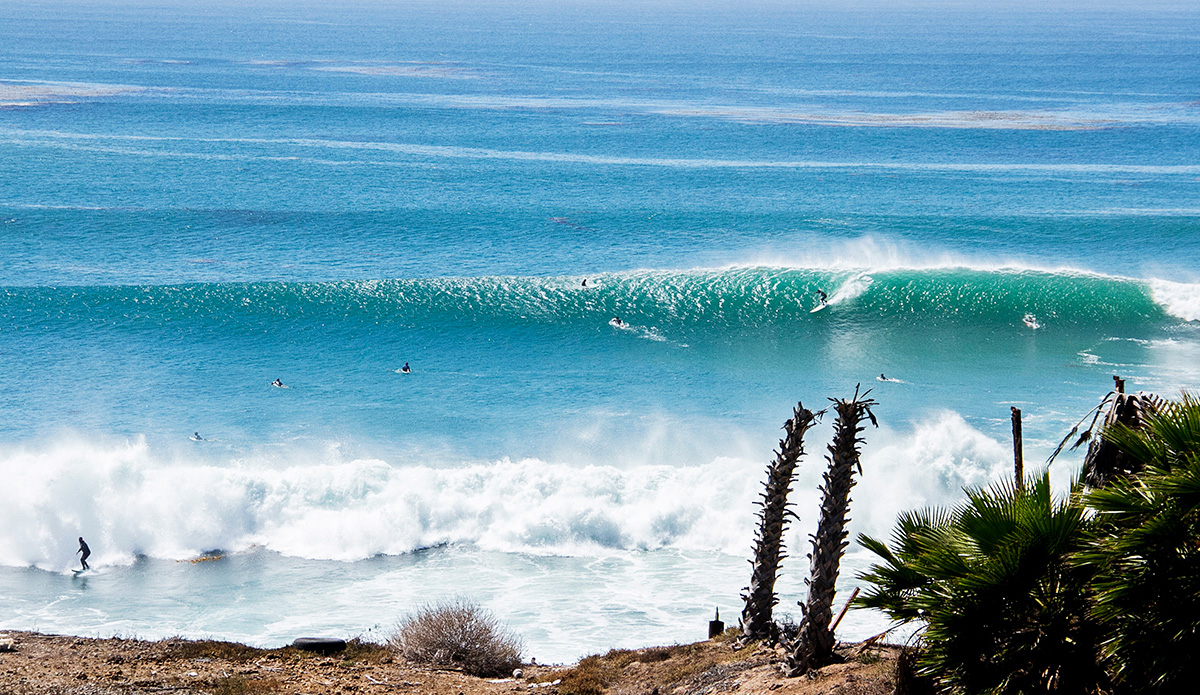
top-left (0, 631), bottom-right (897, 695)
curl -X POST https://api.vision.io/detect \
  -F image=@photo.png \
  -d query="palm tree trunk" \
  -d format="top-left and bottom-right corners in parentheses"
top-left (787, 392), bottom-right (875, 675)
top-left (1082, 390), bottom-right (1158, 488)
top-left (740, 404), bottom-right (817, 642)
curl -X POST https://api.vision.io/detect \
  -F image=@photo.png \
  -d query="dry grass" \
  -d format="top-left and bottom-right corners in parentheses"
top-left (340, 637), bottom-right (394, 664)
top-left (550, 642), bottom-right (742, 695)
top-left (390, 598), bottom-right (523, 677)
top-left (164, 638), bottom-right (276, 662)
top-left (211, 674), bottom-right (282, 695)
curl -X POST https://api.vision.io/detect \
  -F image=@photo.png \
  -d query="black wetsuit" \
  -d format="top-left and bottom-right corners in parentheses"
top-left (77, 539), bottom-right (91, 570)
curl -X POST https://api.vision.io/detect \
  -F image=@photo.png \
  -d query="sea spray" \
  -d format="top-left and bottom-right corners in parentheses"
top-left (0, 413), bottom-right (1019, 571)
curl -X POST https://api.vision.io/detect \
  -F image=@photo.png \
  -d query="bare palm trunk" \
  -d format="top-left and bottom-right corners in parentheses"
top-left (740, 404), bottom-right (817, 642)
top-left (1082, 389), bottom-right (1158, 488)
top-left (787, 392), bottom-right (875, 675)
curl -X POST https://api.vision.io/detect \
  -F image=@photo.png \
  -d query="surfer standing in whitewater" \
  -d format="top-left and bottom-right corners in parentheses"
top-left (76, 537), bottom-right (91, 571)
top-left (817, 289), bottom-right (828, 304)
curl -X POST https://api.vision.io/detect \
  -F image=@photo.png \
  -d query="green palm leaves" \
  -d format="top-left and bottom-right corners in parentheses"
top-left (858, 474), bottom-right (1102, 695)
top-left (857, 392), bottom-right (1200, 694)
top-left (1079, 394), bottom-right (1200, 692)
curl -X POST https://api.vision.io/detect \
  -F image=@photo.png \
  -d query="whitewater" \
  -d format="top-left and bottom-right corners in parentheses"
top-left (1, 0), bottom-right (1199, 663)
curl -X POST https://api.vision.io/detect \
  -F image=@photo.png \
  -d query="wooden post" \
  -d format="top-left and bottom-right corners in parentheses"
top-left (830, 587), bottom-right (860, 633)
top-left (1011, 407), bottom-right (1024, 491)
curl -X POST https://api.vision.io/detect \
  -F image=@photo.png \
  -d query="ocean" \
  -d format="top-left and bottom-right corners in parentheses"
top-left (1, 0), bottom-right (1198, 662)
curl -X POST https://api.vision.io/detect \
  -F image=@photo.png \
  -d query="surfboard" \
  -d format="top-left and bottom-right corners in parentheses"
top-left (189, 435), bottom-right (203, 441)
top-left (810, 302), bottom-right (828, 314)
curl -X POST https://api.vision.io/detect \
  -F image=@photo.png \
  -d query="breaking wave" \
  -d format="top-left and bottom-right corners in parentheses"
top-left (1, 266), bottom-right (1192, 337)
top-left (0, 411), bottom-right (1019, 572)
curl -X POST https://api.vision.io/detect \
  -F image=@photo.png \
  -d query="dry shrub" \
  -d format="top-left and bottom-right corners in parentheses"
top-left (390, 597), bottom-right (523, 677)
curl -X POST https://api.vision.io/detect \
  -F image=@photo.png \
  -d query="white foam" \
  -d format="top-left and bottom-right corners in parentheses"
top-left (723, 234), bottom-right (1130, 278)
top-left (827, 272), bottom-right (874, 305)
top-left (0, 412), bottom-right (1035, 573)
top-left (1149, 278), bottom-right (1200, 322)
top-left (0, 437), bottom-right (765, 569)
top-left (853, 411), bottom-right (1013, 537)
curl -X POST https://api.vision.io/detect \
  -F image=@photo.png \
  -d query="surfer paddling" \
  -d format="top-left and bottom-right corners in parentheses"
top-left (400, 362), bottom-right (411, 374)
top-left (76, 537), bottom-right (91, 571)
top-left (272, 378), bottom-right (285, 388)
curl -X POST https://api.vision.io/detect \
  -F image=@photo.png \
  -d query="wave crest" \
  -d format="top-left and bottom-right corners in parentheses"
top-left (2, 266), bottom-right (1184, 333)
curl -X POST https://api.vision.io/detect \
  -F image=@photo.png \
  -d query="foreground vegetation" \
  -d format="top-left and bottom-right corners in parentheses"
top-left (856, 392), bottom-right (1200, 694)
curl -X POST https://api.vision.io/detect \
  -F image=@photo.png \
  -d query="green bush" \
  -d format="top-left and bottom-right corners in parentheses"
top-left (857, 393), bottom-right (1200, 695)
top-left (1080, 395), bottom-right (1200, 693)
top-left (857, 473), bottom-right (1104, 694)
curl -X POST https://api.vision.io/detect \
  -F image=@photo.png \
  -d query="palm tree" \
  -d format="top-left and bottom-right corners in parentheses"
top-left (1080, 394), bottom-right (1200, 694)
top-left (787, 392), bottom-right (875, 675)
top-left (857, 472), bottom-right (1105, 694)
top-left (741, 403), bottom-right (817, 642)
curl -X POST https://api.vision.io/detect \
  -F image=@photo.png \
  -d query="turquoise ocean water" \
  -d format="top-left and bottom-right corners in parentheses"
top-left (1, 0), bottom-right (1199, 661)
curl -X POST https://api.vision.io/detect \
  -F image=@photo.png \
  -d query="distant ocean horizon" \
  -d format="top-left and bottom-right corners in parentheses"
top-left (1, 0), bottom-right (1198, 662)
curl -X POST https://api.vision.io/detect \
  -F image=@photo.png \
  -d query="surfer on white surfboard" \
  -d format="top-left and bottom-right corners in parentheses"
top-left (76, 537), bottom-right (91, 571)
top-left (272, 378), bottom-right (285, 388)
top-left (811, 289), bottom-right (829, 313)
top-left (400, 362), bottom-right (411, 373)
